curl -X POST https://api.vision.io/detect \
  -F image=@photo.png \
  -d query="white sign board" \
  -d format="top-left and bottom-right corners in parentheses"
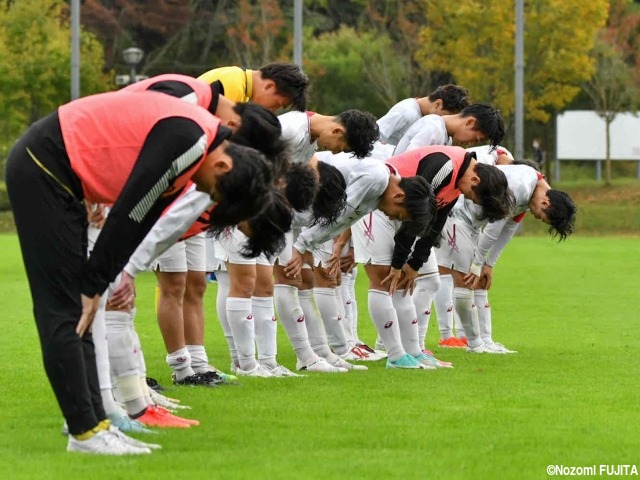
top-left (556, 110), bottom-right (640, 160)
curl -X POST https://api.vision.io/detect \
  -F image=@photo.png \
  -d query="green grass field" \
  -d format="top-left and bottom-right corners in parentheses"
top-left (0, 233), bottom-right (638, 479)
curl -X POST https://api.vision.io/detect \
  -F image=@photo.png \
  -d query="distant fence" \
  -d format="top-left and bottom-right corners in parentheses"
top-left (555, 110), bottom-right (640, 182)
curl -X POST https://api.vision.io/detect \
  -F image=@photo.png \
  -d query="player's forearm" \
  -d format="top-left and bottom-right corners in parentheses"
top-left (486, 219), bottom-right (519, 267)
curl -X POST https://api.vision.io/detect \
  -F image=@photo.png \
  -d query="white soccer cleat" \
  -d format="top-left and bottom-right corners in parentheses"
top-left (109, 426), bottom-right (162, 450)
top-left (357, 343), bottom-right (387, 360)
top-left (67, 429), bottom-right (151, 455)
top-left (264, 364), bottom-right (305, 377)
top-left (235, 363), bottom-right (274, 378)
top-left (149, 388), bottom-right (191, 410)
top-left (296, 357), bottom-right (348, 373)
top-left (330, 356), bottom-right (368, 371)
top-left (484, 342), bottom-right (518, 354)
top-left (466, 343), bottom-right (492, 354)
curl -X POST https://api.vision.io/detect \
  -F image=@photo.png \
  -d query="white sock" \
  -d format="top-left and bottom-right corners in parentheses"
top-left (453, 287), bottom-right (482, 348)
top-left (339, 274), bottom-right (356, 344)
top-left (106, 310), bottom-right (144, 378)
top-left (348, 269), bottom-right (361, 342)
top-left (298, 289), bottom-right (333, 359)
top-left (166, 347), bottom-right (194, 381)
top-left (474, 289), bottom-right (493, 344)
top-left (91, 297), bottom-right (118, 415)
top-left (187, 344), bottom-right (211, 374)
top-left (116, 374), bottom-right (147, 417)
top-left (226, 297), bottom-right (256, 371)
top-left (215, 271), bottom-right (238, 367)
top-left (336, 286), bottom-right (356, 345)
top-left (413, 275), bottom-right (441, 350)
top-left (273, 284), bottom-right (316, 365)
top-left (435, 274), bottom-right (455, 339)
top-left (392, 290), bottom-right (422, 356)
top-left (313, 287), bottom-right (350, 355)
top-left (252, 296), bottom-right (278, 368)
top-left (368, 290), bottom-right (405, 360)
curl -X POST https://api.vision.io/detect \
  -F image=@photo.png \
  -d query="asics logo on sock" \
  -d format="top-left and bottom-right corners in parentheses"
top-left (337, 316), bottom-right (342, 321)
top-left (246, 314), bottom-right (253, 320)
top-left (296, 315), bottom-right (305, 323)
top-left (384, 321), bottom-right (393, 329)
top-left (271, 316), bottom-right (277, 321)
top-left (411, 318), bottom-right (418, 325)
top-left (346, 300), bottom-right (352, 304)
top-left (425, 309), bottom-right (431, 315)
top-left (447, 306), bottom-right (453, 312)
top-left (177, 357), bottom-right (188, 363)
top-left (484, 303), bottom-right (490, 308)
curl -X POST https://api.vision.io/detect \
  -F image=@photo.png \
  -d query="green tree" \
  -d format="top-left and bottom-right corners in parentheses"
top-left (584, 0), bottom-right (640, 186)
top-left (303, 25), bottom-right (406, 115)
top-left (417, 0), bottom-right (609, 124)
top-left (0, 0), bottom-right (111, 177)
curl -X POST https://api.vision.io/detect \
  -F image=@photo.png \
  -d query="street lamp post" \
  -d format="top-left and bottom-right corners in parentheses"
top-left (123, 47), bottom-right (144, 84)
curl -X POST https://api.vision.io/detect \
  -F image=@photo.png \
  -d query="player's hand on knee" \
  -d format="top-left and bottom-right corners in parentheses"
top-left (77, 293), bottom-right (101, 337)
top-left (284, 249), bottom-right (304, 279)
top-left (397, 264), bottom-right (419, 295)
top-left (381, 267), bottom-right (402, 295)
top-left (108, 272), bottom-right (136, 309)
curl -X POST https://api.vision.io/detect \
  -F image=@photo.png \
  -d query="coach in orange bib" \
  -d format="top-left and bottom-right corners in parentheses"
top-left (5, 90), bottom-right (274, 454)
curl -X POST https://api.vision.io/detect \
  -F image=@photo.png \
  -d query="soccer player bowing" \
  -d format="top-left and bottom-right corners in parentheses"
top-left (5, 90), bottom-right (274, 455)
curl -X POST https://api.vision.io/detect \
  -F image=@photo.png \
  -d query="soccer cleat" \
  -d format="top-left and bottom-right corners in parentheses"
top-left (386, 354), bottom-right (425, 369)
top-left (152, 406), bottom-right (200, 426)
top-left (438, 337), bottom-right (467, 348)
top-left (108, 426), bottom-right (162, 450)
top-left (108, 411), bottom-right (156, 435)
top-left (173, 371), bottom-right (231, 387)
top-left (296, 357), bottom-right (348, 373)
top-left (466, 343), bottom-right (491, 353)
top-left (235, 363), bottom-right (274, 378)
top-left (197, 365), bottom-right (239, 383)
top-left (411, 353), bottom-right (437, 370)
top-left (458, 337), bottom-right (468, 346)
top-left (264, 364), bottom-right (305, 377)
top-left (146, 377), bottom-right (166, 392)
top-left (417, 351), bottom-right (453, 368)
top-left (149, 388), bottom-right (191, 410)
top-left (484, 342), bottom-right (517, 354)
top-left (136, 405), bottom-right (193, 428)
top-left (67, 430), bottom-right (151, 455)
top-left (330, 356), bottom-right (368, 371)
top-left (357, 343), bottom-right (388, 360)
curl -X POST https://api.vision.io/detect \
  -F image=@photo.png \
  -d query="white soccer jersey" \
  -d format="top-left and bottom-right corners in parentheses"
top-left (278, 110), bottom-right (317, 164)
top-left (377, 98), bottom-right (422, 146)
top-left (466, 145), bottom-right (514, 165)
top-left (392, 114), bottom-right (450, 154)
top-left (124, 184), bottom-right (213, 277)
top-left (453, 164), bottom-right (539, 231)
top-left (294, 158), bottom-right (392, 254)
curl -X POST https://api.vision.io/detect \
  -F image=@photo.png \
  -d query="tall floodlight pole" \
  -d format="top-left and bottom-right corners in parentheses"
top-left (70, 0), bottom-right (80, 100)
top-left (514, 0), bottom-right (525, 159)
top-left (293, 0), bottom-right (303, 67)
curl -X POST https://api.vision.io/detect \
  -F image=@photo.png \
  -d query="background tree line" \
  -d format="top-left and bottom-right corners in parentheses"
top-left (1, 0), bottom-right (639, 187)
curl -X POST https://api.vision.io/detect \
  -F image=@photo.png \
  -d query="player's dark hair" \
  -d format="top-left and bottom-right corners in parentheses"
top-left (398, 176), bottom-right (437, 236)
top-left (260, 62), bottom-right (309, 112)
top-left (512, 158), bottom-right (541, 171)
top-left (460, 103), bottom-right (506, 148)
top-left (545, 189), bottom-right (576, 241)
top-left (472, 162), bottom-right (515, 222)
top-left (240, 190), bottom-right (293, 258)
top-left (334, 109), bottom-right (380, 158)
top-left (207, 143), bottom-right (273, 235)
top-left (428, 84), bottom-right (471, 113)
top-left (310, 161), bottom-right (347, 228)
top-left (284, 163), bottom-right (318, 212)
top-left (230, 102), bottom-right (290, 179)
